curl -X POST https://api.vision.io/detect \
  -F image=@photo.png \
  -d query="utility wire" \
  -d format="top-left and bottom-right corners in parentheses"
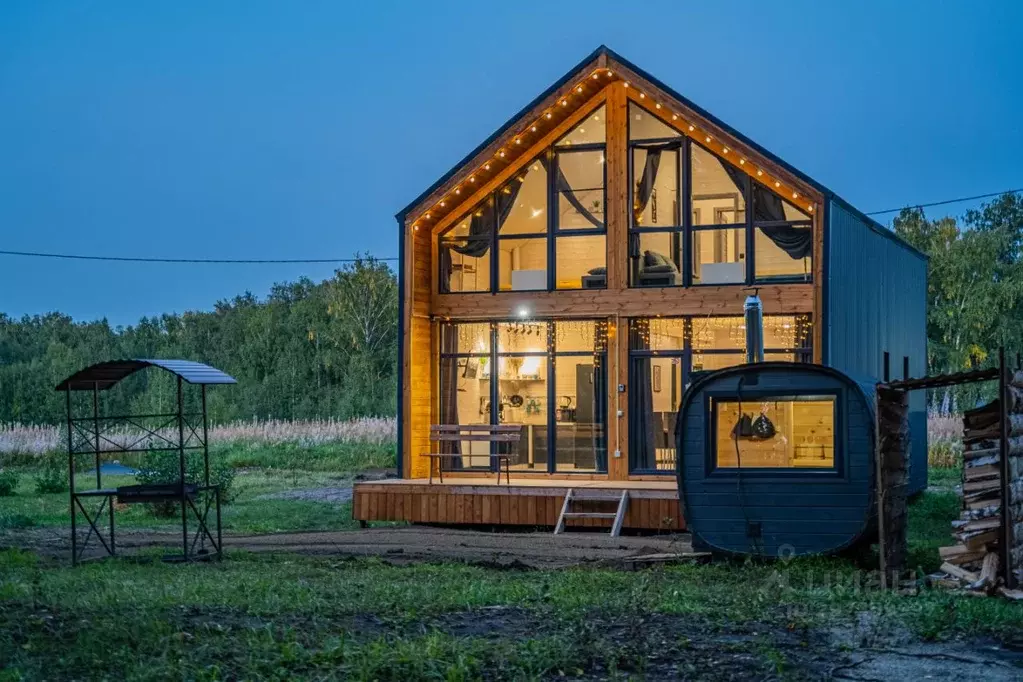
top-left (865, 188), bottom-right (1023, 216)
top-left (0, 250), bottom-right (399, 264)
top-left (1, 188), bottom-right (1020, 264)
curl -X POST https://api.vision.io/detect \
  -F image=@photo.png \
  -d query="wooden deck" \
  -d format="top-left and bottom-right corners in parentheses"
top-left (353, 478), bottom-right (683, 531)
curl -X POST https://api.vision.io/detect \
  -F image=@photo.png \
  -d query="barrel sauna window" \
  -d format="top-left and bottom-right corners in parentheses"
top-left (712, 395), bottom-right (836, 469)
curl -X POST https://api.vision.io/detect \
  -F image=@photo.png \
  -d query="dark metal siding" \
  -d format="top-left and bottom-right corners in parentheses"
top-left (676, 364), bottom-right (874, 557)
top-left (826, 200), bottom-right (929, 494)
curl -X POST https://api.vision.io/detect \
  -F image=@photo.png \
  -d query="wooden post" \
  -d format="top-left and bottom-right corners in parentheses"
top-left (876, 385), bottom-right (909, 588)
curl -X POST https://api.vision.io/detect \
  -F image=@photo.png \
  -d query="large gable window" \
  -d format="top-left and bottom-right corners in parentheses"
top-left (629, 103), bottom-right (683, 287)
top-left (626, 103), bottom-right (812, 288)
top-left (439, 105), bottom-right (606, 293)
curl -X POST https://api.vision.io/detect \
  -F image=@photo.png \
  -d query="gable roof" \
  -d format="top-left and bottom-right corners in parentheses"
top-left (397, 45), bottom-right (925, 260)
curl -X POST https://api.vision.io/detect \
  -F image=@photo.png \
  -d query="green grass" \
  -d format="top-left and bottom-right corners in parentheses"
top-left (0, 469), bottom-right (361, 535)
top-left (928, 466), bottom-right (962, 488)
top-left (1, 546), bottom-right (1022, 680)
top-left (216, 441), bottom-right (395, 472)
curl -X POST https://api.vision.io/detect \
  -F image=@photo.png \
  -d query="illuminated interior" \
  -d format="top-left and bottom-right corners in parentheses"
top-left (628, 315), bottom-right (812, 472)
top-left (437, 320), bottom-right (608, 473)
top-left (713, 396), bottom-right (836, 468)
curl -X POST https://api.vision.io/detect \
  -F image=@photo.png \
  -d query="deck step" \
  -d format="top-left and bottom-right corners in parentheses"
top-left (554, 489), bottom-right (631, 536)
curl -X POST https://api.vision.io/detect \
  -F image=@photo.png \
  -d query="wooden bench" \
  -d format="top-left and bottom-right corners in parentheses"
top-left (425, 424), bottom-right (522, 484)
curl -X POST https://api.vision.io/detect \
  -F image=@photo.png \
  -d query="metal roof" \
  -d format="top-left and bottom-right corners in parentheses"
top-left (55, 359), bottom-right (237, 392)
top-left (395, 45), bottom-right (926, 261)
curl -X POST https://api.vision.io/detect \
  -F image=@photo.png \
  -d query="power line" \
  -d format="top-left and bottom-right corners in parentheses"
top-left (1, 187), bottom-right (1019, 264)
top-left (865, 188), bottom-right (1023, 216)
top-left (0, 250), bottom-right (399, 264)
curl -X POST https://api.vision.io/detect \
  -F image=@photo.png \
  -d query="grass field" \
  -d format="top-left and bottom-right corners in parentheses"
top-left (2, 416), bottom-right (1020, 680)
top-left (1, 498), bottom-right (1021, 681)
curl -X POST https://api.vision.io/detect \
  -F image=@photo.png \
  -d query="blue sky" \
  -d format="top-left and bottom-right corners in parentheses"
top-left (1, 0), bottom-right (1020, 325)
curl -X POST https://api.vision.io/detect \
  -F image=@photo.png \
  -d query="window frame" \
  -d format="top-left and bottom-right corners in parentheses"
top-left (625, 103), bottom-right (814, 289)
top-left (626, 315), bottom-right (813, 475)
top-left (627, 101), bottom-right (685, 288)
top-left (438, 319), bottom-right (609, 475)
top-left (551, 141), bottom-right (608, 291)
top-left (705, 389), bottom-right (844, 478)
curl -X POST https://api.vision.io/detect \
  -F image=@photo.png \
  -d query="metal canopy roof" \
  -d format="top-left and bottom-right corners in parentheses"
top-left (55, 359), bottom-right (237, 392)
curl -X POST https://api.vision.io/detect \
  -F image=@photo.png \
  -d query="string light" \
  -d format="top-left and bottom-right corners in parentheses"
top-left (413, 73), bottom-right (816, 230)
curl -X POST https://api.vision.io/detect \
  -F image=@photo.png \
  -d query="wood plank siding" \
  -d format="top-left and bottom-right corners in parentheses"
top-left (396, 48), bottom-right (824, 505)
top-left (353, 480), bottom-right (683, 531)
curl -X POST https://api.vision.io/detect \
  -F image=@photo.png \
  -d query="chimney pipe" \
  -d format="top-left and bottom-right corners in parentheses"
top-left (744, 291), bottom-right (764, 364)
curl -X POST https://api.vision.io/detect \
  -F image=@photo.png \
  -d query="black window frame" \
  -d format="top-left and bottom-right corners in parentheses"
top-left (628, 101), bottom-right (685, 288)
top-left (625, 102), bottom-right (814, 289)
top-left (438, 103), bottom-right (608, 295)
top-left (437, 319), bottom-right (609, 475)
top-left (705, 389), bottom-right (843, 478)
top-left (626, 315), bottom-right (813, 475)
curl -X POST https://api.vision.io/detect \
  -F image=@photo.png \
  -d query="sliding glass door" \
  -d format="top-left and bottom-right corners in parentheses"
top-left (438, 320), bottom-right (608, 474)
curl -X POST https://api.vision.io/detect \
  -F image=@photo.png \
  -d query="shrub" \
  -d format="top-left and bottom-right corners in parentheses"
top-left (0, 469), bottom-right (19, 496)
top-left (135, 452), bottom-right (236, 518)
top-left (33, 453), bottom-right (68, 494)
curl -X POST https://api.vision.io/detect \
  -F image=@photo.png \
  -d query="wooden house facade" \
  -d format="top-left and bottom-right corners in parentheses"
top-left (353, 47), bottom-right (927, 531)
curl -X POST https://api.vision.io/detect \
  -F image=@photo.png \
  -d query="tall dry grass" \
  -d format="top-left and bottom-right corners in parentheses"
top-left (0, 417), bottom-right (396, 461)
top-left (927, 413), bottom-right (962, 468)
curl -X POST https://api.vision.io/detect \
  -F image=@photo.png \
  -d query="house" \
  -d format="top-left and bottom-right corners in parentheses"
top-left (352, 46), bottom-right (927, 531)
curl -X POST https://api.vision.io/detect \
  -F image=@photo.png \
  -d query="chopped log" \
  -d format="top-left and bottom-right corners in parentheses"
top-left (978, 552), bottom-right (1000, 587)
top-left (965, 463), bottom-right (1000, 480)
top-left (960, 516), bottom-right (1003, 532)
top-left (966, 498), bottom-right (1002, 512)
top-left (940, 561), bottom-right (979, 582)
top-left (963, 479), bottom-right (1001, 494)
top-left (940, 544), bottom-right (987, 564)
top-left (963, 530), bottom-right (999, 549)
top-left (960, 505), bottom-right (1002, 521)
top-left (998, 587), bottom-right (1023, 600)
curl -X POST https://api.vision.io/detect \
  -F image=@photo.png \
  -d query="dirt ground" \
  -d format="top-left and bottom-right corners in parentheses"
top-left (1, 525), bottom-right (693, 568)
top-left (4, 525), bottom-right (1022, 678)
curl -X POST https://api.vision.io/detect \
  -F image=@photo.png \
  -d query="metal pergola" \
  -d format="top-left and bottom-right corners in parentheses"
top-left (55, 359), bottom-right (236, 565)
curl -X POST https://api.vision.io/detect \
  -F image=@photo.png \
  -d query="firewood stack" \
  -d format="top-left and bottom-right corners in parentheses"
top-left (936, 374), bottom-right (1023, 597)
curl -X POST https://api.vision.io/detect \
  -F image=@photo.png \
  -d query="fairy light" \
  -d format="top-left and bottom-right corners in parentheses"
top-left (412, 68), bottom-right (820, 234)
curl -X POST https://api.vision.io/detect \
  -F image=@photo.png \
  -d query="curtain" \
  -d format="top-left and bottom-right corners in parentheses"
top-left (438, 326), bottom-right (463, 471)
top-left (543, 156), bottom-right (604, 229)
top-left (628, 320), bottom-right (656, 471)
top-left (633, 141), bottom-right (681, 224)
top-left (722, 164), bottom-right (812, 260)
top-left (440, 180), bottom-right (526, 291)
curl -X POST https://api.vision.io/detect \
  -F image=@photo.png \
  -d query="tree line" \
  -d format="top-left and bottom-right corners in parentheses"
top-left (894, 192), bottom-right (1023, 410)
top-left (1, 193), bottom-right (1020, 423)
top-left (0, 256), bottom-right (397, 424)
